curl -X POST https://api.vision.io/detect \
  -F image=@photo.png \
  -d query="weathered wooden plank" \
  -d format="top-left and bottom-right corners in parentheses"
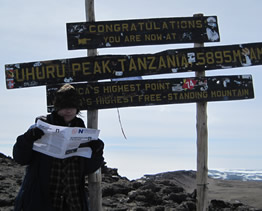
top-left (66, 16), bottom-right (220, 49)
top-left (46, 75), bottom-right (254, 111)
top-left (6, 42), bottom-right (261, 89)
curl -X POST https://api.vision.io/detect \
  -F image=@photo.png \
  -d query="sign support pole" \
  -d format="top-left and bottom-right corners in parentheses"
top-left (85, 0), bottom-right (102, 211)
top-left (194, 13), bottom-right (208, 211)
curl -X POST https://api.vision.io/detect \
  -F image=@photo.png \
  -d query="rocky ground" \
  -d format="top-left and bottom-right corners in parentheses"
top-left (1, 152), bottom-right (261, 211)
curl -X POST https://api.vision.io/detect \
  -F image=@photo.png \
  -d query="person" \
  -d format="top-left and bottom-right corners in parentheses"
top-left (206, 16), bottom-right (219, 42)
top-left (13, 84), bottom-right (104, 211)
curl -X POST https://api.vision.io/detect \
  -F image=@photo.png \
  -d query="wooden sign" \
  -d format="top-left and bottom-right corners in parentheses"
top-left (66, 16), bottom-right (220, 50)
top-left (5, 42), bottom-right (262, 89)
top-left (46, 75), bottom-right (254, 112)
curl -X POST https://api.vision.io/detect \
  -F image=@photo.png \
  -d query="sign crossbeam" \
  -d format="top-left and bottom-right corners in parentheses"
top-left (66, 16), bottom-right (220, 50)
top-left (5, 42), bottom-right (262, 89)
top-left (46, 75), bottom-right (254, 112)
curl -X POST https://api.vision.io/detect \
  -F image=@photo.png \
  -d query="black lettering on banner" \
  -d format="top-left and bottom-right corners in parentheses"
top-left (46, 75), bottom-right (254, 112)
top-left (5, 42), bottom-right (262, 89)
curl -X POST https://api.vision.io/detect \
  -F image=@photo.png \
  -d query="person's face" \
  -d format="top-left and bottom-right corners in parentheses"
top-left (57, 108), bottom-right (77, 123)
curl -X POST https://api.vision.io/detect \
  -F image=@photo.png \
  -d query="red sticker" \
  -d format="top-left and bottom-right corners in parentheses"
top-left (7, 79), bottom-right (14, 89)
top-left (182, 79), bottom-right (197, 90)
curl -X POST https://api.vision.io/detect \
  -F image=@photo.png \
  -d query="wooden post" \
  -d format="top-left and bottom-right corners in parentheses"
top-left (85, 0), bottom-right (102, 211)
top-left (194, 13), bottom-right (209, 211)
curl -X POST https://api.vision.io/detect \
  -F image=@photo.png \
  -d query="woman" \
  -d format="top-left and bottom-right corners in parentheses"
top-left (13, 84), bottom-right (104, 211)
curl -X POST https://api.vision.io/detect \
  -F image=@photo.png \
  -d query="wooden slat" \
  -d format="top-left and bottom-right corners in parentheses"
top-left (46, 75), bottom-right (254, 111)
top-left (5, 42), bottom-right (262, 89)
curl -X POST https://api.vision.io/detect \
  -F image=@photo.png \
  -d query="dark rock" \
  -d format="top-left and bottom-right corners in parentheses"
top-left (0, 153), bottom-right (260, 211)
top-left (162, 185), bottom-right (185, 194)
top-left (210, 199), bottom-right (230, 208)
top-left (0, 197), bottom-right (14, 206)
top-left (103, 182), bottom-right (132, 197)
top-left (166, 192), bottom-right (188, 204)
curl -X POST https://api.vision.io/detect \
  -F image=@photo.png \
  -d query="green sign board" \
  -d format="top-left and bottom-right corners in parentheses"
top-left (5, 42), bottom-right (262, 89)
top-left (66, 16), bottom-right (220, 49)
top-left (46, 75), bottom-right (254, 111)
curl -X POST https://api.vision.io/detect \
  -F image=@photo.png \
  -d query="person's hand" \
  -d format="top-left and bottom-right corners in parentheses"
top-left (87, 139), bottom-right (104, 157)
top-left (24, 127), bottom-right (45, 143)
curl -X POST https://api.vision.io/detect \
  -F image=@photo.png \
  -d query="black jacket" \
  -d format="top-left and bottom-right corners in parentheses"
top-left (13, 112), bottom-right (104, 211)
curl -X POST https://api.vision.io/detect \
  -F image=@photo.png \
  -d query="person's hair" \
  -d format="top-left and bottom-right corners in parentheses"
top-left (54, 84), bottom-right (80, 113)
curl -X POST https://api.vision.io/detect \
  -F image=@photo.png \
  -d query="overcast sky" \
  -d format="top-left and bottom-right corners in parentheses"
top-left (1, 0), bottom-right (262, 179)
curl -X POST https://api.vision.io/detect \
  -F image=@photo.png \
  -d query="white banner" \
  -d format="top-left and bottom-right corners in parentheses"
top-left (32, 120), bottom-right (100, 159)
